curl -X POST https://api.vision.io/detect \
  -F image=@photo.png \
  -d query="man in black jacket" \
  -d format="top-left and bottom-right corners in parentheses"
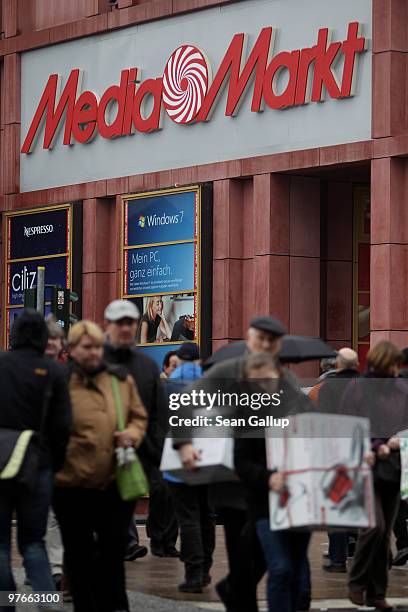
top-left (104, 300), bottom-right (178, 560)
top-left (0, 310), bottom-right (72, 611)
top-left (318, 348), bottom-right (360, 415)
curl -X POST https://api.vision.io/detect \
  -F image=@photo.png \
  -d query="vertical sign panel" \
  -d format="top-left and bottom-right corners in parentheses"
top-left (3, 204), bottom-right (73, 347)
top-left (122, 187), bottom-right (200, 367)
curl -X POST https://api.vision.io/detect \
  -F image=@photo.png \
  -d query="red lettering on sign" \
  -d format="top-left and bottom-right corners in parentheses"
top-left (340, 22), bottom-right (366, 97)
top-left (133, 78), bottom-right (163, 133)
top-left (123, 68), bottom-right (138, 136)
top-left (263, 50), bottom-right (300, 110)
top-left (21, 69), bottom-right (80, 153)
top-left (197, 27), bottom-right (273, 120)
top-left (21, 23), bottom-right (366, 153)
top-left (295, 46), bottom-right (318, 106)
top-left (311, 28), bottom-right (342, 102)
top-left (71, 90), bottom-right (98, 144)
top-left (97, 69), bottom-right (129, 139)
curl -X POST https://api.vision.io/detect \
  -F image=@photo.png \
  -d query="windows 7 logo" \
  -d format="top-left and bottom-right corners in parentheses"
top-left (138, 215), bottom-right (145, 228)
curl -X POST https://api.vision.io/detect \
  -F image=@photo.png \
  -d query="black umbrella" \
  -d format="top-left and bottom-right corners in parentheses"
top-left (279, 336), bottom-right (336, 364)
top-left (204, 336), bottom-right (336, 368)
top-left (204, 340), bottom-right (247, 367)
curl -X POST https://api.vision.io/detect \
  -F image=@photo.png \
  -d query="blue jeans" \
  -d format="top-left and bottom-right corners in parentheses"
top-left (0, 469), bottom-right (56, 610)
top-left (256, 519), bottom-right (311, 612)
top-left (299, 554), bottom-right (311, 594)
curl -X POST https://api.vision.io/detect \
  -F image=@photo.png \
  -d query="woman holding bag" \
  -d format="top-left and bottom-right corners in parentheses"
top-left (341, 341), bottom-right (408, 611)
top-left (53, 321), bottom-right (147, 612)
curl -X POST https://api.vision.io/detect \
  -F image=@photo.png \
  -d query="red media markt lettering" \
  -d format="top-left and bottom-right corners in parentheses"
top-left (21, 22), bottom-right (366, 153)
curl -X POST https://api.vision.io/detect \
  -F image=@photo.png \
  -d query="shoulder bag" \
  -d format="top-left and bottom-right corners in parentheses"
top-left (0, 377), bottom-right (52, 491)
top-left (111, 375), bottom-right (149, 501)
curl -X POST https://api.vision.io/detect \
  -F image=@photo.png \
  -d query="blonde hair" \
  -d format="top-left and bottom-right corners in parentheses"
top-left (367, 340), bottom-right (402, 375)
top-left (146, 296), bottom-right (163, 322)
top-left (68, 320), bottom-right (104, 347)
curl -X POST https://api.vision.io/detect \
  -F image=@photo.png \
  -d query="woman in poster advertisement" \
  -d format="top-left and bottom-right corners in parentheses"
top-left (138, 297), bottom-right (172, 343)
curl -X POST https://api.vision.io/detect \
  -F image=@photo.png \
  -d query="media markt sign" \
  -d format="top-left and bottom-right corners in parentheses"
top-left (22, 23), bottom-right (366, 151)
top-left (20, 0), bottom-right (372, 191)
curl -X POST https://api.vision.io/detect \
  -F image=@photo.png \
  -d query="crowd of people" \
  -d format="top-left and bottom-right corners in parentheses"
top-left (0, 300), bottom-right (408, 612)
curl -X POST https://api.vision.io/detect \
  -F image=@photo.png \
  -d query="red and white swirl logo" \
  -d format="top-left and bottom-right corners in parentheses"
top-left (162, 45), bottom-right (210, 125)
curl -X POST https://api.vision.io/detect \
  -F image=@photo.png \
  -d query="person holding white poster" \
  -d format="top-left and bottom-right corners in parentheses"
top-left (234, 352), bottom-right (312, 612)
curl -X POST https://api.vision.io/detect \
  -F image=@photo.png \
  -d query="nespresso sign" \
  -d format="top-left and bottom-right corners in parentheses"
top-left (22, 22), bottom-right (365, 153)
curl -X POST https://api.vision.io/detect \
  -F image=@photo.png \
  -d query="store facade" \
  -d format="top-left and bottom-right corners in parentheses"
top-left (0, 0), bottom-right (405, 372)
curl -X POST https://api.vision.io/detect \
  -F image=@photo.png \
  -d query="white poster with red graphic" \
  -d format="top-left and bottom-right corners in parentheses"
top-left (267, 413), bottom-right (375, 530)
top-left (398, 429), bottom-right (408, 500)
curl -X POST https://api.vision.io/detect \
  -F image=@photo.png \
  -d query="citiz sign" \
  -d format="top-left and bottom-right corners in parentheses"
top-left (21, 22), bottom-right (366, 153)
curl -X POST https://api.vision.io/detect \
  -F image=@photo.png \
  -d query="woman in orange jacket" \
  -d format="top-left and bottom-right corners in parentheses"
top-left (53, 320), bottom-right (147, 612)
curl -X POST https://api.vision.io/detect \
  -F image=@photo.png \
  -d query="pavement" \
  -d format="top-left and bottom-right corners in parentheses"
top-left (10, 526), bottom-right (408, 611)
top-left (9, 569), bottom-right (408, 612)
top-left (9, 568), bottom-right (408, 612)
top-left (10, 572), bottom-right (206, 612)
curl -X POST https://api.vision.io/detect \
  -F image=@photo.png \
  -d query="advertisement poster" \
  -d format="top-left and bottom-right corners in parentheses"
top-left (125, 243), bottom-right (195, 296)
top-left (7, 256), bottom-right (69, 306)
top-left (126, 191), bottom-right (196, 246)
top-left (8, 207), bottom-right (69, 260)
top-left (122, 187), bottom-right (200, 366)
top-left (3, 205), bottom-right (72, 345)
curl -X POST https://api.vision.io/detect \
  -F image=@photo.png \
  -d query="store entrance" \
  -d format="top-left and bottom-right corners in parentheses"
top-left (316, 171), bottom-right (370, 374)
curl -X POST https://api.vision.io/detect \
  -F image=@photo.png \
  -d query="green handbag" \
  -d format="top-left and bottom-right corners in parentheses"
top-left (111, 376), bottom-right (149, 501)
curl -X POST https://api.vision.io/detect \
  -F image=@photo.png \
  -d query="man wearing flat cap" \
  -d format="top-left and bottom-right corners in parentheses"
top-left (174, 315), bottom-right (308, 612)
top-left (193, 315), bottom-right (293, 384)
top-left (246, 315), bottom-right (287, 357)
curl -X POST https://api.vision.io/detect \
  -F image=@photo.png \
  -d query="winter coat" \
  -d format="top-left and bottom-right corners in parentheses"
top-left (165, 361), bottom-right (204, 431)
top-left (317, 368), bottom-right (360, 414)
top-left (0, 347), bottom-right (72, 472)
top-left (173, 355), bottom-right (304, 510)
top-left (234, 379), bottom-right (313, 520)
top-left (56, 364), bottom-right (147, 490)
top-left (340, 372), bottom-right (408, 442)
top-left (340, 371), bottom-right (408, 485)
top-left (170, 362), bottom-right (203, 382)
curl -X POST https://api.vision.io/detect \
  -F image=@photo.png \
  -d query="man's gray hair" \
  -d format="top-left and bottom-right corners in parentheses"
top-left (45, 314), bottom-right (65, 340)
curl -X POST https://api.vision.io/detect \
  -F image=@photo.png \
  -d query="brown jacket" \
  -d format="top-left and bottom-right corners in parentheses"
top-left (56, 367), bottom-right (147, 489)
